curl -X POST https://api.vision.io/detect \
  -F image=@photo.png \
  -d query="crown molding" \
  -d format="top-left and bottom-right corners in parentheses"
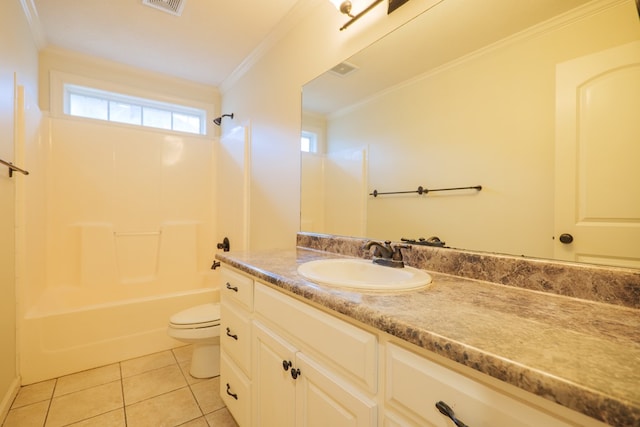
top-left (220, 0), bottom-right (323, 94)
top-left (19, 0), bottom-right (47, 49)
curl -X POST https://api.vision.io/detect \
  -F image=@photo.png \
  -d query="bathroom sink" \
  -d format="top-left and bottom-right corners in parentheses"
top-left (297, 258), bottom-right (432, 291)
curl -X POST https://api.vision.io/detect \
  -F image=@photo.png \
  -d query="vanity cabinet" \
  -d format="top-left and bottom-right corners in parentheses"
top-left (220, 267), bottom-right (255, 426)
top-left (220, 265), bottom-right (601, 427)
top-left (253, 283), bottom-right (378, 427)
top-left (253, 320), bottom-right (377, 426)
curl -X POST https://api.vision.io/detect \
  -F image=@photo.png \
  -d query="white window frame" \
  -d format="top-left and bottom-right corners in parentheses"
top-left (50, 71), bottom-right (213, 137)
top-left (301, 130), bottom-right (319, 153)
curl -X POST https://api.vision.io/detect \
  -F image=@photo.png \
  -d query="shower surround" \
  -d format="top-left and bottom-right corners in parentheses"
top-left (19, 117), bottom-right (218, 384)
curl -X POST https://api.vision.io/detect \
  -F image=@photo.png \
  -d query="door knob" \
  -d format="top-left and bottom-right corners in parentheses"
top-left (559, 233), bottom-right (574, 244)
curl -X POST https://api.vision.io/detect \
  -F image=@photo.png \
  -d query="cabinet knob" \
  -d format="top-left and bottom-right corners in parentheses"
top-left (282, 360), bottom-right (292, 371)
top-left (435, 401), bottom-right (468, 427)
top-left (291, 368), bottom-right (301, 380)
top-left (225, 282), bottom-right (238, 292)
top-left (226, 327), bottom-right (238, 340)
top-left (226, 383), bottom-right (238, 400)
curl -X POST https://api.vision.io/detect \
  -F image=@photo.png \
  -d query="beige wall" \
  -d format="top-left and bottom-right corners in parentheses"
top-left (0, 0), bottom-right (40, 414)
top-left (221, 0), bottom-right (445, 250)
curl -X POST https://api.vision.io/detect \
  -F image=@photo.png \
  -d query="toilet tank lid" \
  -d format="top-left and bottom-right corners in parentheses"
top-left (170, 303), bottom-right (220, 325)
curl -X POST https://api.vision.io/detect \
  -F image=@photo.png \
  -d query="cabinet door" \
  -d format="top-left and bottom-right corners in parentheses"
top-left (296, 352), bottom-right (377, 427)
top-left (253, 320), bottom-right (297, 427)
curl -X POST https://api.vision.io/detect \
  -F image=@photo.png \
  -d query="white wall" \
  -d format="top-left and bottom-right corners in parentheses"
top-left (0, 0), bottom-right (40, 416)
top-left (221, 0), bottom-right (448, 250)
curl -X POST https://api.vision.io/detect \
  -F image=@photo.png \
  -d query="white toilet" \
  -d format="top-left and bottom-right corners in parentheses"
top-left (167, 303), bottom-right (221, 378)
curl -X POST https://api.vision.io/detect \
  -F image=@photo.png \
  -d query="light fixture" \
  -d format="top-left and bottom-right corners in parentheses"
top-left (329, 0), bottom-right (355, 17)
top-left (329, 0), bottom-right (384, 31)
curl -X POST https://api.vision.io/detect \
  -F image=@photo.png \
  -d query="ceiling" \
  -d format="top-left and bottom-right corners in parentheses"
top-left (32, 0), bottom-right (302, 87)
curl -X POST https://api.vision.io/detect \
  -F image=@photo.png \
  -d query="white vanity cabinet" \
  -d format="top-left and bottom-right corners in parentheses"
top-left (253, 283), bottom-right (378, 427)
top-left (220, 267), bottom-right (255, 426)
top-left (220, 265), bottom-right (605, 427)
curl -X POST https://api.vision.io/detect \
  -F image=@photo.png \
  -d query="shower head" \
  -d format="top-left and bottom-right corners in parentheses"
top-left (213, 113), bottom-right (234, 126)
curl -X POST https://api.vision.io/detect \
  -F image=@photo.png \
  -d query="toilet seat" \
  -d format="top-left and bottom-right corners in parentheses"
top-left (169, 303), bottom-right (220, 330)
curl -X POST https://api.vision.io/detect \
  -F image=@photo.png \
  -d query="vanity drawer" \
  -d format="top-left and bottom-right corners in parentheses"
top-left (385, 343), bottom-right (572, 427)
top-left (220, 300), bottom-right (252, 376)
top-left (254, 283), bottom-right (377, 393)
top-left (220, 351), bottom-right (251, 427)
top-left (221, 267), bottom-right (254, 311)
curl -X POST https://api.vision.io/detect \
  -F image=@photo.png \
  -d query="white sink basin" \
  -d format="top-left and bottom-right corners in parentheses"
top-left (297, 258), bottom-right (432, 291)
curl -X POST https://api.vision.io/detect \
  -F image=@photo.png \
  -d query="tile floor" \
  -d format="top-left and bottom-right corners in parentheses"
top-left (2, 346), bottom-right (238, 427)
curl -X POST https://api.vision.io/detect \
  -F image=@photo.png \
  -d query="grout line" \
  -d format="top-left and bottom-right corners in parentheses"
top-left (4, 346), bottom-right (230, 427)
top-left (118, 362), bottom-right (128, 426)
top-left (41, 378), bottom-right (57, 427)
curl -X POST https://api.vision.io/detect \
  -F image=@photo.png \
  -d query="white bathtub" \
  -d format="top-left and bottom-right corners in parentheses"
top-left (20, 286), bottom-right (218, 384)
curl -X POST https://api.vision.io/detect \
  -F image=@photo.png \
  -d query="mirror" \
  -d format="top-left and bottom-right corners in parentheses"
top-left (301, 0), bottom-right (640, 268)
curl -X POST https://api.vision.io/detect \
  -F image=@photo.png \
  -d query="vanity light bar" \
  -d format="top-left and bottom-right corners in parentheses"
top-left (339, 0), bottom-right (384, 31)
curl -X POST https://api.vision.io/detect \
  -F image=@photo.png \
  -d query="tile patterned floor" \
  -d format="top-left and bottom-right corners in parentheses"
top-left (2, 346), bottom-right (238, 427)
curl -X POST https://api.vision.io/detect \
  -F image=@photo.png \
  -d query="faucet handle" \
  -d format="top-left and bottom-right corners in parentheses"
top-left (391, 244), bottom-right (410, 261)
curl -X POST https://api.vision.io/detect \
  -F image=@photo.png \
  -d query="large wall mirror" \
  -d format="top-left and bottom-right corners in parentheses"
top-left (301, 0), bottom-right (640, 268)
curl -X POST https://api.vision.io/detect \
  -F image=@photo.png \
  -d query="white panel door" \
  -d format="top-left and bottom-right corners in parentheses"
top-left (555, 41), bottom-right (640, 268)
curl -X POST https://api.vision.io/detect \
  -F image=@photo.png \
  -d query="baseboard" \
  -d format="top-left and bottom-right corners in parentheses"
top-left (0, 376), bottom-right (21, 423)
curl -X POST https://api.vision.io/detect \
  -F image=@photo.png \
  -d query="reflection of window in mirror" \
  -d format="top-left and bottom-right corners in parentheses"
top-left (301, 130), bottom-right (318, 153)
top-left (301, 111), bottom-right (326, 154)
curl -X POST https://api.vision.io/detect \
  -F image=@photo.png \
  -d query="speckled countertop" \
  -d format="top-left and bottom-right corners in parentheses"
top-left (216, 247), bottom-right (640, 427)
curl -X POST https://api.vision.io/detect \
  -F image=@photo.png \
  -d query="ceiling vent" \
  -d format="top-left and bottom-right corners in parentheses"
top-left (329, 62), bottom-right (359, 77)
top-left (142, 0), bottom-right (185, 16)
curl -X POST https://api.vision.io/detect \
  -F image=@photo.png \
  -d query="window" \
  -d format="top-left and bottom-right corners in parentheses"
top-left (301, 130), bottom-right (318, 153)
top-left (64, 84), bottom-right (206, 135)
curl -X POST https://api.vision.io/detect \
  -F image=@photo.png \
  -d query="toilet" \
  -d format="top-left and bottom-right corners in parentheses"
top-left (167, 303), bottom-right (221, 378)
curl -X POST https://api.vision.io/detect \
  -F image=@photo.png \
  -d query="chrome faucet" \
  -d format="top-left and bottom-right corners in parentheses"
top-left (363, 240), bottom-right (409, 268)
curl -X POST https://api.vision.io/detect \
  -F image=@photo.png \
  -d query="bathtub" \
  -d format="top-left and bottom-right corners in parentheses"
top-left (20, 286), bottom-right (218, 385)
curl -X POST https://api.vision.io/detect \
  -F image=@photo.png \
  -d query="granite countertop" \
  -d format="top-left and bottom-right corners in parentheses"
top-left (216, 247), bottom-right (640, 427)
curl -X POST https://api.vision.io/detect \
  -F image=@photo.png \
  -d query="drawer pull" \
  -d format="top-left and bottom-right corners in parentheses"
top-left (226, 327), bottom-right (238, 340)
top-left (290, 368), bottom-right (301, 379)
top-left (225, 282), bottom-right (238, 292)
top-left (282, 360), bottom-right (292, 371)
top-left (226, 383), bottom-right (238, 400)
top-left (435, 401), bottom-right (468, 427)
